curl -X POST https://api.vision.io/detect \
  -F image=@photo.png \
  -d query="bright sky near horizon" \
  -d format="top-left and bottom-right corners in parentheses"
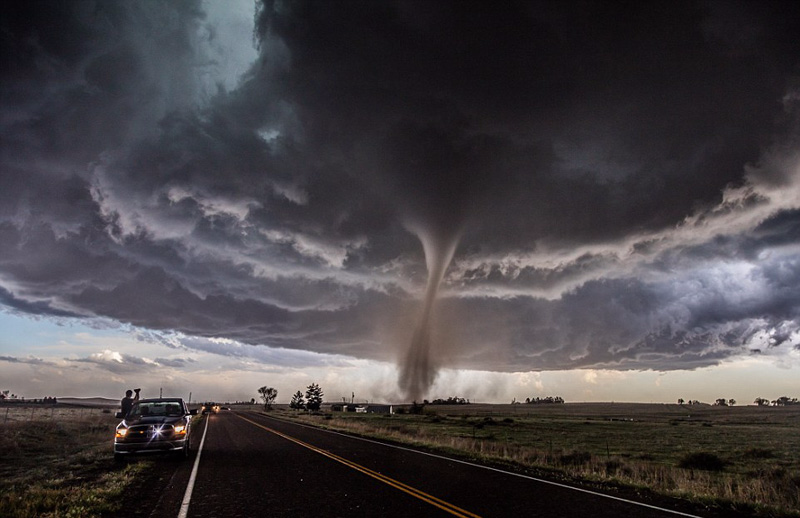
top-left (2, 0), bottom-right (799, 405)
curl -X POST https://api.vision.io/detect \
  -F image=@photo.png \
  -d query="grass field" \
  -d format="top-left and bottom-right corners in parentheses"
top-left (2, 402), bottom-right (796, 516)
top-left (0, 405), bottom-right (150, 518)
top-left (282, 403), bottom-right (800, 517)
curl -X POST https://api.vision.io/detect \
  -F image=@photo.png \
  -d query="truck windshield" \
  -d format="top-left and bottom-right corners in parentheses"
top-left (129, 402), bottom-right (183, 417)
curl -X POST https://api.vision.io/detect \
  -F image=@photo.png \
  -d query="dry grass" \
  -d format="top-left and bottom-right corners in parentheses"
top-left (281, 403), bottom-right (800, 517)
top-left (0, 405), bottom-right (149, 518)
top-left (1, 405), bottom-right (113, 424)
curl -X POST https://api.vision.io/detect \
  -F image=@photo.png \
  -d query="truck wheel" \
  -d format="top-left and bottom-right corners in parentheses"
top-left (175, 441), bottom-right (189, 459)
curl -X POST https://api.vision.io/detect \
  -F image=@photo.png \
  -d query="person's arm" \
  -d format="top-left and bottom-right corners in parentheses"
top-left (134, 388), bottom-right (141, 401)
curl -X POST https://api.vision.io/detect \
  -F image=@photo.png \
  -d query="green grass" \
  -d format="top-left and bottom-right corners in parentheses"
top-left (0, 407), bottom-right (150, 518)
top-left (280, 403), bottom-right (800, 517)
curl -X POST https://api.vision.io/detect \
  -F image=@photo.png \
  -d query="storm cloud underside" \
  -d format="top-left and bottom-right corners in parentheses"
top-left (2, 0), bottom-right (800, 398)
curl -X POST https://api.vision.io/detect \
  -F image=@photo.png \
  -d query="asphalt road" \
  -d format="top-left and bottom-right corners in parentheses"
top-left (135, 410), bottom-right (707, 518)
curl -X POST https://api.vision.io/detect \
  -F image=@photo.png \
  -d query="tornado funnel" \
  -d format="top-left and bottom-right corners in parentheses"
top-left (399, 228), bottom-right (460, 401)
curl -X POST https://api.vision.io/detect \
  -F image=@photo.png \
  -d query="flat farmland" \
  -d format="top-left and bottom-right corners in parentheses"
top-left (0, 404), bottom-right (149, 518)
top-left (1, 404), bottom-right (114, 424)
top-left (2, 403), bottom-right (797, 517)
top-left (284, 403), bottom-right (800, 517)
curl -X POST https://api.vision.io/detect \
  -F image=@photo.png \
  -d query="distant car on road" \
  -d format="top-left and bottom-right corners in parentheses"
top-left (202, 401), bottom-right (220, 414)
top-left (114, 398), bottom-right (197, 461)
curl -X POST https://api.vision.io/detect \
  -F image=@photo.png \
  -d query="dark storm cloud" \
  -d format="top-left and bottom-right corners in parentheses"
top-left (0, 284), bottom-right (80, 318)
top-left (2, 0), bottom-right (800, 393)
top-left (252, 0), bottom-right (799, 243)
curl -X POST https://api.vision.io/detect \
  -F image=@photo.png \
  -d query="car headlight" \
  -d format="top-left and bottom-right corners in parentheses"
top-left (174, 424), bottom-right (186, 434)
top-left (115, 427), bottom-right (128, 438)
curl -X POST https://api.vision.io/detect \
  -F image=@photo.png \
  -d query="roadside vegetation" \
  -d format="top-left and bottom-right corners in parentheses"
top-left (279, 402), bottom-right (800, 517)
top-left (0, 406), bottom-right (149, 518)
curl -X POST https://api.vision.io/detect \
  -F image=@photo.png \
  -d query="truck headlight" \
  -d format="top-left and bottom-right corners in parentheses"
top-left (115, 427), bottom-right (128, 438)
top-left (174, 424), bottom-right (186, 434)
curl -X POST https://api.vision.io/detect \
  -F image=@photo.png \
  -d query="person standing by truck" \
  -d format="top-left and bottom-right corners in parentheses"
top-left (120, 388), bottom-right (140, 417)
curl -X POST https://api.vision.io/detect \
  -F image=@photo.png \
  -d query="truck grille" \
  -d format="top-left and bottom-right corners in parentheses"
top-left (126, 424), bottom-right (175, 438)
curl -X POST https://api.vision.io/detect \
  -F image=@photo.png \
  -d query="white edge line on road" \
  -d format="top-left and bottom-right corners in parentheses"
top-left (251, 412), bottom-right (702, 518)
top-left (177, 415), bottom-right (210, 518)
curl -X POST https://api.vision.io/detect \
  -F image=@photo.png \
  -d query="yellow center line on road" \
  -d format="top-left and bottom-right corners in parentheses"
top-left (236, 413), bottom-right (482, 518)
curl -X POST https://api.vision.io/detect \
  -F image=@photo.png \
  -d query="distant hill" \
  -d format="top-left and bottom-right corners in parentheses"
top-left (57, 397), bottom-right (118, 407)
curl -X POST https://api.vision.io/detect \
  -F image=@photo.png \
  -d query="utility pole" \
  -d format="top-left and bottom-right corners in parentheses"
top-left (160, 387), bottom-right (163, 398)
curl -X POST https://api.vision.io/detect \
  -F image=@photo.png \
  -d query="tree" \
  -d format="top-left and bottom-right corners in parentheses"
top-left (429, 396), bottom-right (469, 405)
top-left (754, 397), bottom-right (769, 406)
top-left (524, 396), bottom-right (565, 405)
top-left (290, 391), bottom-right (305, 410)
top-left (305, 383), bottom-right (323, 411)
top-left (714, 398), bottom-right (728, 406)
top-left (728, 399), bottom-right (736, 406)
top-left (677, 398), bottom-right (685, 405)
top-left (258, 386), bottom-right (278, 410)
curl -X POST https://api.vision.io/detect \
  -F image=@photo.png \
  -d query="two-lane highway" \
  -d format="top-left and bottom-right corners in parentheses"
top-left (149, 410), bottom-right (703, 518)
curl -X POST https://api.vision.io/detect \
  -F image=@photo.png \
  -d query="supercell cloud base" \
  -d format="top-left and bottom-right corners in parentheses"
top-left (1, 0), bottom-right (799, 403)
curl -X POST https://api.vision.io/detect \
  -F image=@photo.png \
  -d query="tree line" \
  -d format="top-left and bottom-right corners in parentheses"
top-left (257, 383), bottom-right (324, 411)
top-left (0, 390), bottom-right (58, 404)
top-left (754, 396), bottom-right (798, 406)
top-left (678, 396), bottom-right (798, 406)
top-left (523, 396), bottom-right (565, 404)
top-left (425, 396), bottom-right (470, 405)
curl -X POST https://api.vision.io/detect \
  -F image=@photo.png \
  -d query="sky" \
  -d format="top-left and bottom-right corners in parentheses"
top-left (1, 0), bottom-right (799, 405)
